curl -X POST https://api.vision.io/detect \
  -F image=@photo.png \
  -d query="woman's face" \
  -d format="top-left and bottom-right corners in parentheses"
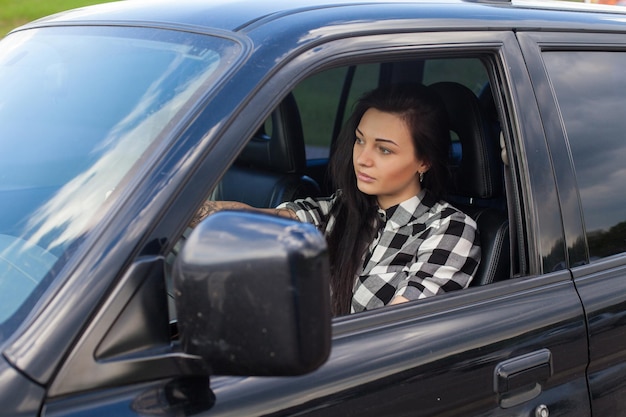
top-left (353, 108), bottom-right (429, 209)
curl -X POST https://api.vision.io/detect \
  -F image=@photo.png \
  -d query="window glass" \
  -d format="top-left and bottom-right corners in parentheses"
top-left (543, 51), bottom-right (626, 260)
top-left (342, 64), bottom-right (380, 126)
top-left (423, 58), bottom-right (489, 95)
top-left (293, 67), bottom-right (346, 159)
top-left (294, 64), bottom-right (379, 159)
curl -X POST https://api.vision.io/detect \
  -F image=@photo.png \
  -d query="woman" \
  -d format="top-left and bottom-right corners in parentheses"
top-left (192, 84), bottom-right (481, 316)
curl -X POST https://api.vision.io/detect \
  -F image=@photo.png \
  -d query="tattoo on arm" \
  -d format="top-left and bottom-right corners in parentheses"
top-left (189, 201), bottom-right (224, 228)
top-left (190, 201), bottom-right (297, 228)
top-left (274, 208), bottom-right (298, 220)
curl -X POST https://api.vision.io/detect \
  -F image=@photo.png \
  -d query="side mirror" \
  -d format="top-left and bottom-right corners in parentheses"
top-left (173, 210), bottom-right (331, 376)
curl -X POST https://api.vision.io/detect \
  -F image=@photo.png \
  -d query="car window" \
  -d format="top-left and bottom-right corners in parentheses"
top-left (181, 52), bottom-right (512, 327)
top-left (542, 51), bottom-right (626, 261)
top-left (247, 55), bottom-right (507, 292)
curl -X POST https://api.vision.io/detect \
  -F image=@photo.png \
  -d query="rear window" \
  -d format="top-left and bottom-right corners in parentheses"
top-left (543, 50), bottom-right (626, 261)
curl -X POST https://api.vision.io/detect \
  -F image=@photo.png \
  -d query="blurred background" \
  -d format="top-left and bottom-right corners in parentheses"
top-left (0, 0), bottom-right (622, 37)
top-left (0, 0), bottom-right (116, 36)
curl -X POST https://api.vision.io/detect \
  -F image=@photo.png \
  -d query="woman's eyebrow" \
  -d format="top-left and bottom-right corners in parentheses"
top-left (375, 138), bottom-right (399, 147)
top-left (355, 128), bottom-right (399, 146)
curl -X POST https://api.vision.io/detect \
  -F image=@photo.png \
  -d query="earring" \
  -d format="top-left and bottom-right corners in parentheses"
top-left (419, 172), bottom-right (424, 183)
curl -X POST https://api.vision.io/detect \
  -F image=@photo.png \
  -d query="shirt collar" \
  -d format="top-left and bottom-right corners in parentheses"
top-left (378, 190), bottom-right (432, 230)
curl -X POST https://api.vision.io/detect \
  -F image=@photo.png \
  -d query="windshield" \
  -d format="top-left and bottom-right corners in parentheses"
top-left (0, 26), bottom-right (240, 333)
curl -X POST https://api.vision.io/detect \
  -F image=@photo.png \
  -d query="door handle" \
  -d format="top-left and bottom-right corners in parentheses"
top-left (494, 349), bottom-right (552, 408)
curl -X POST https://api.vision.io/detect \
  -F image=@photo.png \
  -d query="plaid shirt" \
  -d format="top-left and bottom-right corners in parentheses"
top-left (279, 190), bottom-right (481, 313)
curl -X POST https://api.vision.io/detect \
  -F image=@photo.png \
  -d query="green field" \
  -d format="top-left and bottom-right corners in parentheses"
top-left (0, 0), bottom-right (116, 36)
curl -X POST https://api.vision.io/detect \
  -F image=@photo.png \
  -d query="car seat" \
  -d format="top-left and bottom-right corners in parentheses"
top-left (211, 93), bottom-right (321, 207)
top-left (430, 81), bottom-right (510, 286)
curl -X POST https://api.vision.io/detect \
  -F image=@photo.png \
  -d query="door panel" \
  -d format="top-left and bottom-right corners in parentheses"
top-left (574, 260), bottom-right (626, 417)
top-left (206, 275), bottom-right (588, 416)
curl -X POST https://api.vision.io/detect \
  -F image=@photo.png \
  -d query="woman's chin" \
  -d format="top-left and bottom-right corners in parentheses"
top-left (356, 183), bottom-right (377, 196)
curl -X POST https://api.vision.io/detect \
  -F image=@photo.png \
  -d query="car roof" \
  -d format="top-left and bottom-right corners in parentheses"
top-left (16, 0), bottom-right (626, 35)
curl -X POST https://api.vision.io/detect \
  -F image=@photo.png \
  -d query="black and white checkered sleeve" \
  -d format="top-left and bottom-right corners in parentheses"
top-left (276, 194), bottom-right (337, 230)
top-left (396, 209), bottom-right (481, 300)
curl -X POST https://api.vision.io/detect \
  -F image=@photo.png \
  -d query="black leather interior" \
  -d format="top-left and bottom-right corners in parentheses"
top-left (211, 93), bottom-right (321, 207)
top-left (431, 81), bottom-right (510, 286)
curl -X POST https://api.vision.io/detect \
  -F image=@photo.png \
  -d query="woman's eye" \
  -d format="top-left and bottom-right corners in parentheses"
top-left (355, 137), bottom-right (364, 145)
top-left (379, 147), bottom-right (392, 155)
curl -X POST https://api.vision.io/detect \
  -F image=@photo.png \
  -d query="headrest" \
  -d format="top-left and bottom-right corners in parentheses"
top-left (430, 81), bottom-right (502, 200)
top-left (236, 92), bottom-right (306, 174)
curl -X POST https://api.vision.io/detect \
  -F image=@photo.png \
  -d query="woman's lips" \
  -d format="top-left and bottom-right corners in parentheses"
top-left (356, 171), bottom-right (375, 183)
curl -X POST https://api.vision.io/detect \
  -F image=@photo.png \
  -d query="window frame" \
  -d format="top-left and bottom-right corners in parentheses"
top-left (207, 30), bottom-right (553, 309)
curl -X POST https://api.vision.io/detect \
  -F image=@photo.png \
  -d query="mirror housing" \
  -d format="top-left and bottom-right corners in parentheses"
top-left (173, 210), bottom-right (331, 376)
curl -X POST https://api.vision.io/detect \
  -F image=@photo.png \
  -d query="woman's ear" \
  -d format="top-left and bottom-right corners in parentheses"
top-left (418, 160), bottom-right (431, 175)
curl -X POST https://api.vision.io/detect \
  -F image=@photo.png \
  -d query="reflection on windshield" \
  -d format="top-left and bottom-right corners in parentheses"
top-left (26, 52), bottom-right (216, 251)
top-left (0, 26), bottom-right (240, 328)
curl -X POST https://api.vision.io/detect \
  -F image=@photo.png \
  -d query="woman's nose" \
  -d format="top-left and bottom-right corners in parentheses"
top-left (355, 145), bottom-right (372, 166)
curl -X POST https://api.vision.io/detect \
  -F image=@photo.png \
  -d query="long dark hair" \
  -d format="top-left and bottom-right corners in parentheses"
top-left (326, 83), bottom-right (450, 316)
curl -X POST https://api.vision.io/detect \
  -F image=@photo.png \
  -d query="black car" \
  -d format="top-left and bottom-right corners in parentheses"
top-left (1, 0), bottom-right (626, 415)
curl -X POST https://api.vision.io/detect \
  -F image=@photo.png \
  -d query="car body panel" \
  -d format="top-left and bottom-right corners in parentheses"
top-left (0, 358), bottom-right (45, 417)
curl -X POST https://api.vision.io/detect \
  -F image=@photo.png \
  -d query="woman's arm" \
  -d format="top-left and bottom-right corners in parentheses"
top-left (396, 212), bottom-right (480, 301)
top-left (389, 296), bottom-right (410, 305)
top-left (190, 200), bottom-right (298, 227)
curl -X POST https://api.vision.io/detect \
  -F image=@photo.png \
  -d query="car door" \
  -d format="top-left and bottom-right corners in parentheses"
top-left (518, 30), bottom-right (626, 417)
top-left (196, 31), bottom-right (591, 416)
